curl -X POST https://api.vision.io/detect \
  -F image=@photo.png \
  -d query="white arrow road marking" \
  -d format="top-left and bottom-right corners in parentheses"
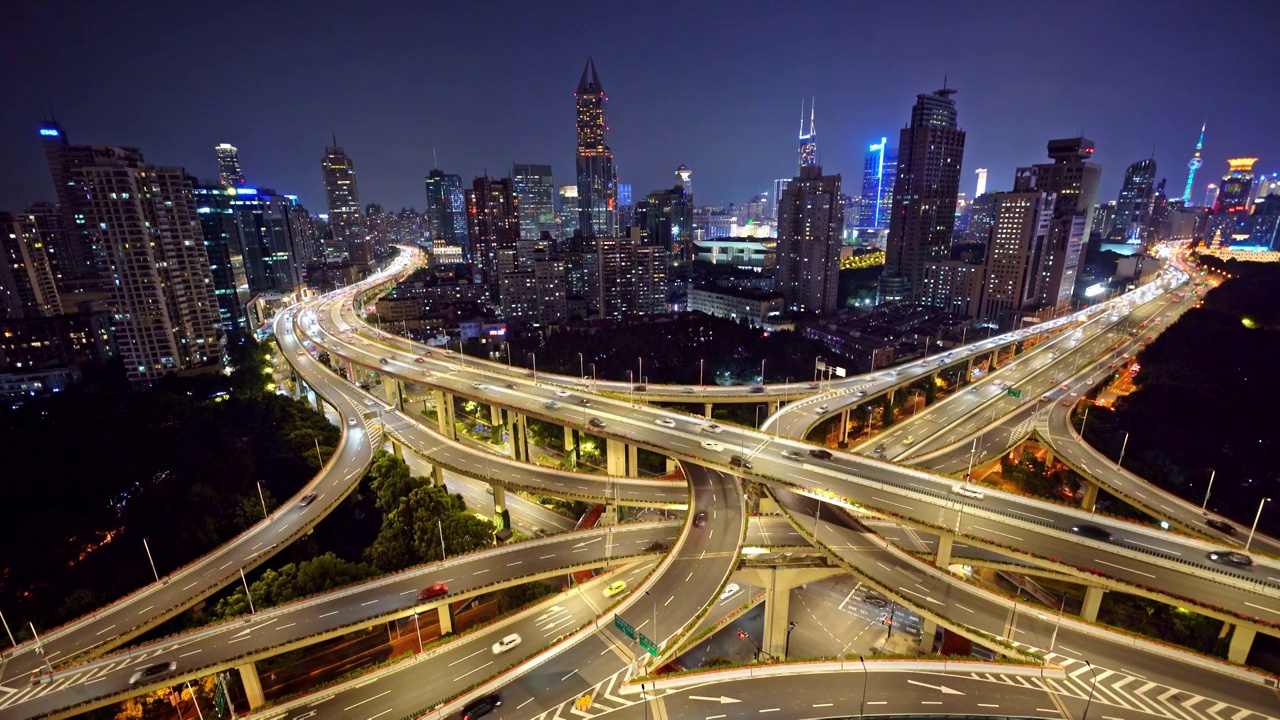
top-left (906, 679), bottom-right (964, 695)
top-left (689, 696), bottom-right (741, 704)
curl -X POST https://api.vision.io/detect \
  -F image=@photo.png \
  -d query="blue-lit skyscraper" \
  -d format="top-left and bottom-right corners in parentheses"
top-left (859, 138), bottom-right (898, 229)
top-left (424, 169), bottom-right (469, 256)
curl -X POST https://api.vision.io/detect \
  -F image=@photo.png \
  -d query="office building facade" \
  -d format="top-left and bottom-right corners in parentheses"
top-left (1105, 159), bottom-right (1157, 244)
top-left (978, 191), bottom-right (1055, 327)
top-left (216, 143), bottom-right (245, 186)
top-left (0, 212), bottom-right (61, 319)
top-left (512, 164), bottom-right (558, 241)
top-left (465, 176), bottom-right (520, 292)
top-left (775, 165), bottom-right (843, 314)
top-left (859, 139), bottom-right (897, 229)
top-left (880, 88), bottom-right (966, 303)
top-left (424, 169), bottom-right (470, 254)
top-left (574, 58), bottom-right (617, 236)
top-left (322, 141), bottom-right (368, 263)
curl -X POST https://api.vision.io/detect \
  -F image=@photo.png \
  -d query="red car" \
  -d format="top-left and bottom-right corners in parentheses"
top-left (416, 583), bottom-right (449, 602)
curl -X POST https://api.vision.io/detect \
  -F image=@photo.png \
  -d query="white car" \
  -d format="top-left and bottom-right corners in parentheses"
top-left (701, 423), bottom-right (724, 434)
top-left (815, 404), bottom-right (829, 413)
top-left (700, 440), bottom-right (726, 452)
top-left (555, 390), bottom-right (571, 397)
top-left (347, 417), bottom-right (358, 426)
top-left (952, 483), bottom-right (985, 500)
top-left (654, 418), bottom-right (676, 428)
top-left (492, 633), bottom-right (522, 655)
top-left (718, 582), bottom-right (741, 601)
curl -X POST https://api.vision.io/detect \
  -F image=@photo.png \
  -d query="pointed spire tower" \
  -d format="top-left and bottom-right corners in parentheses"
top-left (574, 56), bottom-right (617, 236)
top-left (798, 98), bottom-right (817, 168)
top-left (1183, 123), bottom-right (1205, 204)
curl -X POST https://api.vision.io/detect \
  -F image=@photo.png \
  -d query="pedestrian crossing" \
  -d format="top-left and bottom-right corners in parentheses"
top-left (968, 642), bottom-right (1280, 720)
top-left (0, 645), bottom-right (173, 710)
top-left (526, 666), bottom-right (643, 720)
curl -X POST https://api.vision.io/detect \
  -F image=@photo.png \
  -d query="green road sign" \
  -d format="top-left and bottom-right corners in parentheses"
top-left (639, 632), bottom-right (659, 657)
top-left (1007, 388), bottom-right (1022, 398)
top-left (614, 615), bottom-right (635, 640)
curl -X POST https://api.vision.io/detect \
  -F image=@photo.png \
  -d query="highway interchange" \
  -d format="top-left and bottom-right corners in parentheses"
top-left (2, 248), bottom-right (1278, 720)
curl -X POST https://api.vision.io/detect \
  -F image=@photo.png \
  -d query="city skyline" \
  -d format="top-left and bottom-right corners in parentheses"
top-left (2, 1), bottom-right (1277, 215)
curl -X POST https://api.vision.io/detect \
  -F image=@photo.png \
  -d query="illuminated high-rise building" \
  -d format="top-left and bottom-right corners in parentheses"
top-left (38, 120), bottom-right (110, 289)
top-left (1105, 158), bottom-right (1157, 244)
top-left (859, 138), bottom-right (897, 229)
top-left (574, 57), bottom-right (617, 236)
top-left (511, 164), bottom-right (558, 241)
top-left (465, 176), bottom-right (520, 291)
top-left (216, 143), bottom-right (245, 187)
top-left (424, 169), bottom-right (469, 253)
top-left (321, 138), bottom-right (368, 263)
top-left (776, 165), bottom-right (843, 314)
top-left (1215, 158), bottom-right (1258, 213)
top-left (974, 168), bottom-right (988, 198)
top-left (1182, 124), bottom-right (1204, 204)
top-left (1203, 184), bottom-right (1219, 210)
top-left (0, 211), bottom-right (61, 319)
top-left (1251, 172), bottom-right (1280, 203)
top-left (675, 165), bottom-right (693, 196)
top-left (879, 86), bottom-right (966, 303)
top-left (798, 98), bottom-right (817, 168)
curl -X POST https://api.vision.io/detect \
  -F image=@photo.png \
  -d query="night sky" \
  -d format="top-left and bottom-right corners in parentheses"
top-left (3, 0), bottom-right (1278, 214)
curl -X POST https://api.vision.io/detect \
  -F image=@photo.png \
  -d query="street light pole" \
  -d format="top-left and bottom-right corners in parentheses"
top-left (965, 437), bottom-right (977, 483)
top-left (760, 359), bottom-right (766, 384)
top-left (645, 590), bottom-right (657, 652)
top-left (1048, 594), bottom-right (1066, 653)
top-left (578, 352), bottom-right (584, 380)
top-left (411, 613), bottom-right (424, 653)
top-left (240, 568), bottom-right (256, 614)
top-left (858, 655), bottom-right (869, 717)
top-left (184, 681), bottom-right (206, 720)
top-left (700, 358), bottom-right (704, 388)
top-left (143, 538), bottom-right (160, 582)
top-left (628, 370), bottom-right (635, 406)
top-left (256, 481), bottom-right (268, 518)
top-left (1116, 431), bottom-right (1129, 469)
top-left (530, 353), bottom-right (537, 382)
top-left (314, 437), bottom-right (323, 466)
top-left (438, 518), bottom-right (447, 560)
top-left (1246, 497), bottom-right (1271, 552)
top-left (0, 609), bottom-right (16, 649)
top-left (1082, 660), bottom-right (1098, 720)
top-left (29, 623), bottom-right (53, 673)
top-left (785, 621), bottom-right (796, 659)
top-left (1201, 469), bottom-right (1216, 512)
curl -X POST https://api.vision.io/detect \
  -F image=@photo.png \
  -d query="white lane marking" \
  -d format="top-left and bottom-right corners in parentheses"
top-left (974, 525), bottom-right (1024, 541)
top-left (1127, 539), bottom-right (1179, 555)
top-left (179, 650), bottom-right (202, 658)
top-left (453, 661), bottom-right (494, 683)
top-left (136, 605), bottom-right (154, 615)
top-left (319, 611), bottom-right (338, 618)
top-left (1244, 602), bottom-right (1280, 616)
top-left (95, 625), bottom-right (117, 636)
top-left (448, 648), bottom-right (485, 666)
top-left (182, 582), bottom-right (198, 591)
top-left (277, 623), bottom-right (296, 631)
top-left (343, 690), bottom-right (391, 711)
top-left (1095, 560), bottom-right (1156, 579)
top-left (361, 599), bottom-right (379, 606)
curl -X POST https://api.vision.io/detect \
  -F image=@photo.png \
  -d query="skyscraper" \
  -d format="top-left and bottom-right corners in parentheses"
top-left (321, 139), bottom-right (368, 264)
top-left (216, 143), bottom-right (245, 187)
top-left (798, 98), bottom-right (817, 168)
top-left (675, 165), bottom-right (693, 197)
top-left (574, 57), bottom-right (617, 237)
top-left (879, 87), bottom-right (966, 303)
top-left (859, 138), bottom-right (897, 229)
top-left (1013, 137), bottom-right (1102, 311)
top-left (424, 169), bottom-right (469, 254)
top-left (192, 184), bottom-right (251, 340)
top-left (1215, 158), bottom-right (1258, 213)
top-left (38, 120), bottom-right (109, 290)
top-left (1105, 159), bottom-right (1157, 244)
top-left (775, 165), bottom-right (843, 314)
top-left (974, 168), bottom-right (988, 198)
top-left (634, 185), bottom-right (693, 259)
top-left (511, 164), bottom-right (558, 241)
top-left (1203, 184), bottom-right (1220, 210)
top-left (977, 191), bottom-right (1056, 327)
top-left (1182, 124), bottom-right (1205, 204)
top-left (465, 176), bottom-right (520, 292)
top-left (0, 212), bottom-right (61, 319)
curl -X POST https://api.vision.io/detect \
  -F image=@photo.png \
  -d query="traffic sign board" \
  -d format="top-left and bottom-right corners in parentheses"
top-left (614, 615), bottom-right (635, 639)
top-left (639, 632), bottom-right (659, 657)
top-left (1006, 388), bottom-right (1022, 398)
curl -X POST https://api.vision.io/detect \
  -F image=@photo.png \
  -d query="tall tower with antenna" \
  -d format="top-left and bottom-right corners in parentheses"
top-left (798, 98), bottom-right (817, 168)
top-left (1183, 123), bottom-right (1205, 204)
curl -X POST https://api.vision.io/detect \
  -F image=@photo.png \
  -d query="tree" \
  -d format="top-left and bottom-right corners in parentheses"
top-left (368, 452), bottom-right (420, 512)
top-left (365, 484), bottom-right (493, 572)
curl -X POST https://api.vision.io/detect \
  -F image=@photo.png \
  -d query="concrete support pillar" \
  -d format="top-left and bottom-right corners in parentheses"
top-left (432, 389), bottom-right (456, 439)
top-left (1228, 626), bottom-right (1256, 665)
top-left (1218, 621), bottom-right (1232, 640)
top-left (921, 619), bottom-right (938, 653)
top-left (1081, 586), bottom-right (1106, 623)
top-left (437, 604), bottom-right (454, 635)
top-left (606, 438), bottom-right (627, 476)
top-left (383, 377), bottom-right (400, 408)
top-left (237, 662), bottom-right (265, 709)
top-left (935, 535), bottom-right (954, 568)
top-left (1080, 482), bottom-right (1100, 512)
top-left (839, 409), bottom-right (849, 438)
top-left (760, 569), bottom-right (793, 660)
top-left (489, 404), bottom-right (502, 425)
top-left (389, 438), bottom-right (403, 460)
top-left (665, 456), bottom-right (677, 474)
top-left (564, 426), bottom-right (577, 453)
top-left (768, 400), bottom-right (779, 415)
top-left (1044, 449), bottom-right (1056, 468)
top-left (989, 350), bottom-right (1000, 370)
top-left (703, 402), bottom-right (713, 419)
top-left (965, 357), bottom-right (974, 382)
top-left (627, 444), bottom-right (638, 476)
top-left (515, 413), bottom-right (529, 463)
top-left (887, 388), bottom-right (897, 406)
top-left (758, 493), bottom-right (780, 514)
top-left (431, 464), bottom-right (444, 486)
top-left (492, 485), bottom-right (507, 528)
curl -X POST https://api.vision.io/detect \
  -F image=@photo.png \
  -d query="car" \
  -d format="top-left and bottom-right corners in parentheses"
top-left (749, 386), bottom-right (765, 393)
top-left (491, 633), bottom-right (522, 655)
top-left (295, 348), bottom-right (305, 355)
top-left (379, 358), bottom-right (389, 365)
top-left (952, 483), bottom-right (985, 500)
top-left (872, 445), bottom-right (886, 457)
top-left (1207, 550), bottom-right (1253, 568)
top-left (781, 449), bottom-right (805, 461)
top-left (461, 693), bottom-right (503, 720)
top-left (1060, 399), bottom-right (1072, 407)
top-left (1060, 384), bottom-right (1070, 391)
top-left (29, 670), bottom-right (52, 687)
top-left (815, 404), bottom-right (829, 413)
top-left (471, 382), bottom-right (484, 389)
top-left (347, 417), bottom-right (358, 426)
top-left (654, 418), bottom-right (676, 428)
top-left (603, 580), bottom-right (627, 597)
top-left (729, 455), bottom-right (753, 469)
top-left (693, 511), bottom-right (708, 527)
top-left (805, 383), bottom-right (820, 389)
top-left (505, 383), bottom-right (518, 390)
top-left (1040, 395), bottom-right (1052, 403)
top-left (555, 390), bottom-right (571, 397)
top-left (1147, 334), bottom-right (1155, 341)
top-left (298, 492), bottom-right (318, 507)
top-left (803, 449), bottom-right (833, 461)
top-left (969, 385), bottom-right (980, 393)
top-left (544, 400), bottom-right (560, 409)
top-left (579, 398), bottom-right (593, 407)
top-left (588, 417), bottom-right (607, 428)
top-left (719, 582), bottom-right (741, 601)
top-left (643, 540), bottom-right (669, 552)
top-left (413, 357), bottom-right (425, 364)
top-left (634, 384), bottom-right (647, 392)
top-left (681, 387), bottom-right (696, 394)
top-left (128, 661), bottom-right (178, 685)
top-left (1070, 524), bottom-right (1114, 542)
top-left (416, 583), bottom-right (449, 601)
top-left (920, 359), bottom-right (932, 367)
top-left (1205, 518), bottom-right (1237, 535)
top-left (903, 435), bottom-right (915, 445)
top-left (700, 440), bottom-right (726, 452)
top-left (702, 423), bottom-right (724, 434)
top-left (1107, 362), bottom-right (1117, 369)
top-left (853, 391), bottom-right (866, 399)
